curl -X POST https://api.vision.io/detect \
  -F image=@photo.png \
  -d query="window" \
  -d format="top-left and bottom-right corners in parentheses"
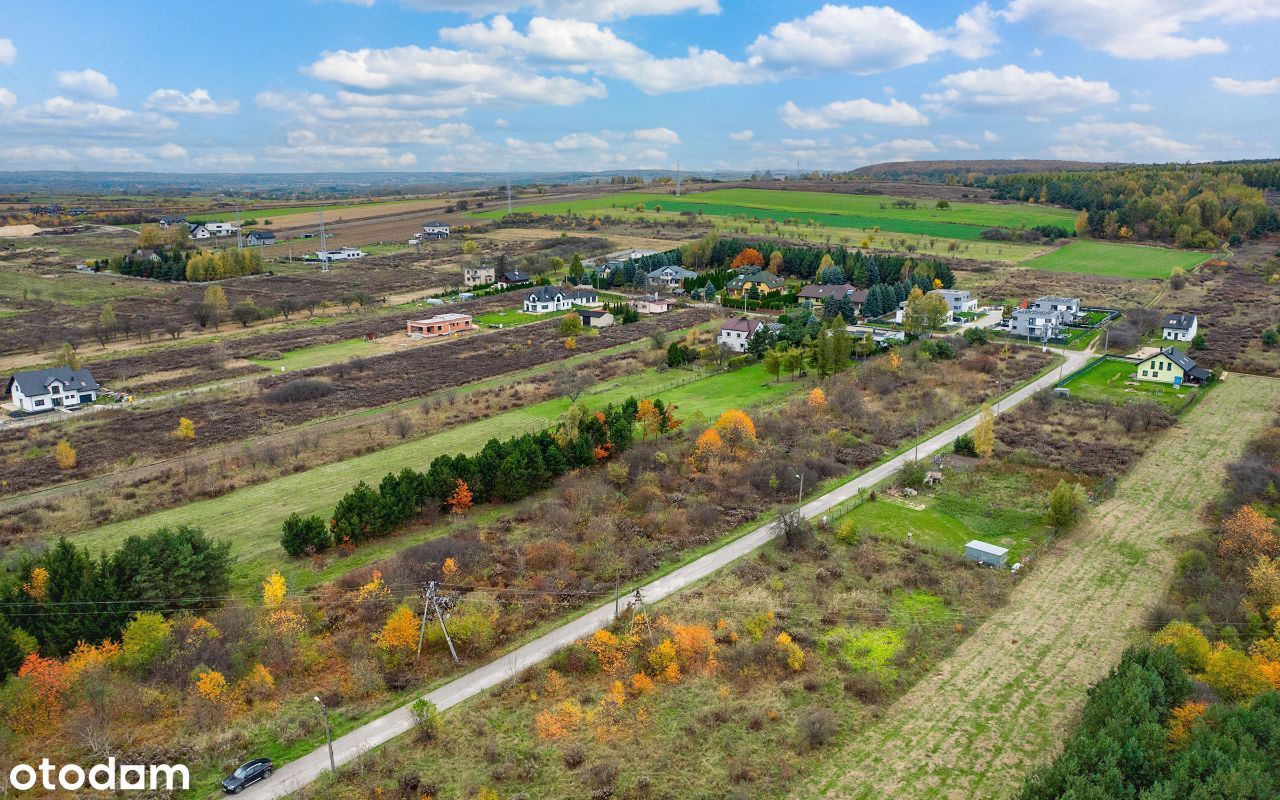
top-left (1142, 370), bottom-right (1149, 377)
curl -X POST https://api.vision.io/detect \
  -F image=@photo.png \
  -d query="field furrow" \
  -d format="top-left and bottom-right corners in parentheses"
top-left (798, 372), bottom-right (1280, 800)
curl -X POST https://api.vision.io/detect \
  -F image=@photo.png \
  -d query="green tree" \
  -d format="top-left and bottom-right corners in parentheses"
top-left (54, 342), bottom-right (81, 369)
top-left (1046, 480), bottom-right (1087, 534)
top-left (568, 253), bottom-right (584, 281)
top-left (281, 512), bottom-right (331, 557)
top-left (0, 613), bottom-right (24, 680)
top-left (559, 313), bottom-right (583, 337)
top-left (780, 347), bottom-right (803, 381)
top-left (117, 611), bottom-right (172, 673)
top-left (763, 348), bottom-right (782, 383)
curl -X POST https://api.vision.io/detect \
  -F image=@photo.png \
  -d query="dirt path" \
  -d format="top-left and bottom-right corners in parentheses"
top-left (798, 372), bottom-right (1280, 800)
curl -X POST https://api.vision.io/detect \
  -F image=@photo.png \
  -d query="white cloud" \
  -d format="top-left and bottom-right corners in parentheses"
top-left (1002, 0), bottom-right (1280, 60)
top-left (494, 117), bottom-right (510, 127)
top-left (555, 132), bottom-right (610, 150)
top-left (0, 39), bottom-right (15, 65)
top-left (924, 64), bottom-right (1118, 113)
top-left (305, 45), bottom-right (607, 106)
top-left (157, 143), bottom-right (188, 159)
top-left (441, 16), bottom-right (764, 94)
top-left (729, 129), bottom-right (754, 141)
top-left (82, 146), bottom-right (149, 165)
top-left (263, 141), bottom-right (418, 168)
top-left (1212, 76), bottom-right (1280, 96)
top-left (1049, 121), bottom-right (1197, 160)
top-left (632, 127), bottom-right (680, 145)
top-left (145, 88), bottom-right (239, 115)
top-left (748, 4), bottom-right (998, 75)
top-left (402, 0), bottom-right (720, 21)
top-left (8, 96), bottom-right (176, 133)
top-left (1028, 47), bottom-right (1043, 57)
top-left (1129, 102), bottom-right (1154, 112)
top-left (193, 152), bottom-right (256, 169)
top-left (54, 68), bottom-right (117, 100)
top-left (0, 88), bottom-right (14, 110)
top-left (983, 129), bottom-right (1000, 142)
top-left (1026, 115), bottom-right (1049, 123)
top-left (0, 145), bottom-right (75, 164)
top-left (780, 97), bottom-right (929, 130)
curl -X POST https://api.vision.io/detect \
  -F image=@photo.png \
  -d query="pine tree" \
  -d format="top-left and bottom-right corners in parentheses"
top-left (0, 613), bottom-right (24, 681)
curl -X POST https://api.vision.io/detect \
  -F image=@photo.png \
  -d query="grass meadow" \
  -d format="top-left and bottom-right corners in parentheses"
top-left (1024, 240), bottom-right (1212, 278)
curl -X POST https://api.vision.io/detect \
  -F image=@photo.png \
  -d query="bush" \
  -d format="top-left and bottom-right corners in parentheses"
top-left (834, 520), bottom-right (861, 546)
top-left (410, 698), bottom-right (443, 742)
top-left (962, 327), bottom-right (989, 345)
top-left (281, 512), bottom-right (332, 557)
top-left (257, 350), bottom-right (284, 361)
top-left (952, 434), bottom-right (977, 457)
top-left (797, 706), bottom-right (838, 750)
top-left (778, 510), bottom-right (814, 551)
top-left (919, 339), bottom-right (954, 360)
top-left (263, 378), bottom-right (334, 404)
top-left (897, 459), bottom-right (926, 489)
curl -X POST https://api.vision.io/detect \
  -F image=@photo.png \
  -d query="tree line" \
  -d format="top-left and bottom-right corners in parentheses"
top-left (281, 396), bottom-right (674, 556)
top-left (0, 526), bottom-right (231, 665)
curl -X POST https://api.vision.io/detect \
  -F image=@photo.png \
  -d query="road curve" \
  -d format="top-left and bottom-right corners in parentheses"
top-left (238, 345), bottom-right (1093, 800)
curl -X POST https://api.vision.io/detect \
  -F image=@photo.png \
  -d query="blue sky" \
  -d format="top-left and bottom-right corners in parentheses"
top-left (0, 0), bottom-right (1276, 172)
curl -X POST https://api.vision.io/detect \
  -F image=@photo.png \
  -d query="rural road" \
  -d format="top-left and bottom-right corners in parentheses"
top-left (237, 345), bottom-right (1093, 800)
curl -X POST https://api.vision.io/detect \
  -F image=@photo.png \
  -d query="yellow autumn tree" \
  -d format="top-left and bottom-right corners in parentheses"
top-left (689, 427), bottom-right (724, 470)
top-left (714, 409), bottom-right (757, 452)
top-left (807, 387), bottom-right (826, 408)
top-left (376, 606), bottom-right (420, 667)
top-left (442, 557), bottom-right (459, 581)
top-left (972, 405), bottom-right (995, 458)
top-left (241, 663), bottom-right (276, 696)
top-left (887, 350), bottom-right (903, 373)
top-left (1167, 701), bottom-right (1207, 748)
top-left (53, 439), bottom-right (77, 470)
top-left (1205, 644), bottom-right (1273, 702)
top-left (262, 572), bottom-right (287, 608)
top-left (194, 670), bottom-right (228, 703)
top-left (175, 417), bottom-right (196, 440)
top-left (22, 566), bottom-right (49, 601)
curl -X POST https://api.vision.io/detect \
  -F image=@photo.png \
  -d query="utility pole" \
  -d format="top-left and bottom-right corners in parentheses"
top-left (613, 570), bottom-right (622, 621)
top-left (235, 201), bottom-right (243, 250)
top-left (675, 161), bottom-right (681, 197)
top-left (628, 588), bottom-right (656, 646)
top-left (318, 209), bottom-right (329, 272)
top-left (313, 696), bottom-right (336, 775)
top-left (417, 581), bottom-right (459, 664)
top-left (794, 471), bottom-right (804, 508)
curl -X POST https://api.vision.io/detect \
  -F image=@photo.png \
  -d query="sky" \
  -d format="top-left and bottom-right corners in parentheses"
top-left (0, 0), bottom-right (1277, 173)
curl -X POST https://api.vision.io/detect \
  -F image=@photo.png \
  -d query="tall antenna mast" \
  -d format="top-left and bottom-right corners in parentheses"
top-left (675, 160), bottom-right (681, 196)
top-left (235, 200), bottom-right (243, 250)
top-left (506, 176), bottom-right (512, 214)
top-left (318, 209), bottom-right (330, 272)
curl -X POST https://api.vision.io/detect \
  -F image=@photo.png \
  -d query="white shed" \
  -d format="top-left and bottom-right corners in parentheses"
top-left (964, 540), bottom-right (1009, 567)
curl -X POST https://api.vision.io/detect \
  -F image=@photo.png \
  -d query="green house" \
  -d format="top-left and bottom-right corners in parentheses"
top-left (1133, 346), bottom-right (1210, 386)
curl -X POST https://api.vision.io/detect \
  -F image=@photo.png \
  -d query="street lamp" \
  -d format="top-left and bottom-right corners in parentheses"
top-left (314, 696), bottom-right (337, 775)
top-left (794, 472), bottom-right (804, 508)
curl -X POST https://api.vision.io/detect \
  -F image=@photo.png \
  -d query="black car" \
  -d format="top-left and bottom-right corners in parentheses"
top-left (221, 758), bottom-right (273, 794)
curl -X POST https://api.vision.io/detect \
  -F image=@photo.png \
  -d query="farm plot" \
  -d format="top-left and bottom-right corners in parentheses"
top-left (954, 261), bottom-right (1162, 309)
top-left (70, 360), bottom-right (804, 590)
top-left (0, 309), bottom-right (713, 499)
top-left (797, 373), bottom-right (1280, 800)
top-left (1023, 240), bottom-right (1212, 279)
top-left (198, 198), bottom-right (443, 224)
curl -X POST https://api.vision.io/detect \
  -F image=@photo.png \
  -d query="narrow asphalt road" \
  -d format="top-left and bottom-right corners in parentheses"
top-left (238, 345), bottom-right (1093, 800)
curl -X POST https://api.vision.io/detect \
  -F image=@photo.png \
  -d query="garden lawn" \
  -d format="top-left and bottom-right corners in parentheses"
top-left (1061, 357), bottom-right (1201, 410)
top-left (69, 362), bottom-right (802, 591)
top-left (1023, 240), bottom-right (1211, 279)
top-left (474, 307), bottom-right (564, 327)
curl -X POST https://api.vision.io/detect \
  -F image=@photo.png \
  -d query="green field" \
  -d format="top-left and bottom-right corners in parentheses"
top-left (70, 362), bottom-right (803, 591)
top-left (474, 307), bottom-right (563, 327)
top-left (1060, 357), bottom-right (1202, 409)
top-left (1023, 240), bottom-right (1212, 278)
top-left (248, 337), bottom-right (389, 371)
top-left (476, 188), bottom-right (1075, 241)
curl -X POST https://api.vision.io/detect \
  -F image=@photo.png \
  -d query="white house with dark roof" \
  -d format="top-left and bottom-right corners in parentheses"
top-left (523, 286), bottom-right (571, 313)
top-left (645, 264), bottom-right (697, 290)
top-left (717, 316), bottom-right (764, 353)
top-left (1030, 296), bottom-right (1081, 320)
top-left (6, 367), bottom-right (100, 413)
top-left (421, 221), bottom-right (450, 239)
top-left (245, 230), bottom-right (276, 246)
top-left (1162, 313), bottom-right (1198, 342)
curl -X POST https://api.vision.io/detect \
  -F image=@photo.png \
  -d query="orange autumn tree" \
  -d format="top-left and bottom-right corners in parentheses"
top-left (689, 427), bottom-right (724, 471)
top-left (636, 399), bottom-right (664, 439)
top-left (7, 654), bottom-right (69, 733)
top-left (194, 669), bottom-right (228, 703)
top-left (730, 248), bottom-right (764, 270)
top-left (448, 479), bottom-right (473, 515)
top-left (714, 409), bottom-right (757, 452)
top-left (1218, 506), bottom-right (1278, 563)
top-left (807, 387), bottom-right (827, 408)
top-left (1167, 701), bottom-right (1207, 748)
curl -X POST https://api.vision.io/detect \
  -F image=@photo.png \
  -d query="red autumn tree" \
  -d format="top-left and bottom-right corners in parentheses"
top-left (447, 479), bottom-right (473, 515)
top-left (730, 248), bottom-right (764, 270)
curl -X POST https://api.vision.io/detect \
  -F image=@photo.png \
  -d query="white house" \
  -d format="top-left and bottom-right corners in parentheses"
top-left (188, 223), bottom-right (212, 240)
top-left (1009, 307), bottom-right (1063, 339)
top-left (718, 316), bottom-right (764, 353)
top-left (158, 215), bottom-right (186, 228)
top-left (203, 222), bottom-right (240, 237)
top-left (630, 295), bottom-right (674, 314)
top-left (645, 264), bottom-right (698, 290)
top-left (1030, 296), bottom-right (1081, 321)
top-left (524, 286), bottom-right (571, 313)
top-left (6, 367), bottom-right (100, 413)
top-left (245, 230), bottom-right (276, 246)
top-left (422, 221), bottom-right (450, 239)
top-left (313, 247), bottom-right (367, 261)
top-left (934, 289), bottom-right (978, 314)
top-left (1162, 313), bottom-right (1198, 342)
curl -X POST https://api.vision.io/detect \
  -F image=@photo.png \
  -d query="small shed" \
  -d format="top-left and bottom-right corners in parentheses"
top-left (964, 540), bottom-right (1009, 567)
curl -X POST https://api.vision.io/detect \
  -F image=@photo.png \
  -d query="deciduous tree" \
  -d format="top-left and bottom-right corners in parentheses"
top-left (448, 479), bottom-right (473, 515)
top-left (175, 417), bottom-right (196, 440)
top-left (53, 439), bottom-right (77, 470)
top-left (972, 405), bottom-right (995, 458)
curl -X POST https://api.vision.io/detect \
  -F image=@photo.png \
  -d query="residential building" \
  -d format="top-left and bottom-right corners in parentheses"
top-left (726, 269), bottom-right (785, 297)
top-left (567, 288), bottom-right (600, 307)
top-left (631, 294), bottom-right (674, 314)
top-left (1134, 346), bottom-right (1210, 386)
top-left (894, 298), bottom-right (956, 326)
top-left (187, 223), bottom-right (212, 240)
top-left (245, 230), bottom-right (276, 246)
top-left (406, 313), bottom-right (474, 338)
top-left (202, 222), bottom-right (240, 237)
top-left (132, 248), bottom-right (161, 262)
top-left (579, 309), bottom-right (614, 328)
top-left (464, 265), bottom-right (496, 287)
top-left (933, 289), bottom-right (978, 314)
top-left (1030, 295), bottom-right (1081, 320)
top-left (1162, 313), bottom-right (1198, 342)
top-left (798, 284), bottom-right (867, 313)
top-left (645, 264), bottom-right (698, 290)
top-left (718, 316), bottom-right (764, 353)
top-left (6, 367), bottom-right (100, 413)
top-left (494, 270), bottom-right (530, 289)
top-left (524, 286), bottom-right (571, 313)
top-left (421, 221), bottom-right (450, 239)
top-left (1009, 307), bottom-right (1063, 339)
top-left (158, 215), bottom-right (187, 228)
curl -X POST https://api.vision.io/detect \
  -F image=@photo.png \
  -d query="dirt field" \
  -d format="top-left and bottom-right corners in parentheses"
top-left (955, 262), bottom-right (1163, 308)
top-left (798, 372), bottom-right (1280, 800)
